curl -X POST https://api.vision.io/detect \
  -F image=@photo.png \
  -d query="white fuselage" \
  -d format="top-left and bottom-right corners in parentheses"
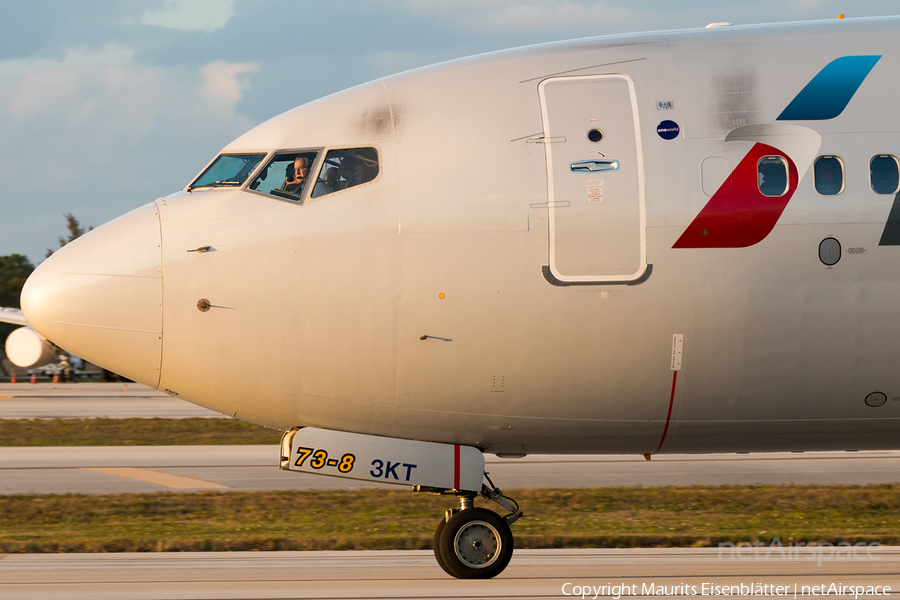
top-left (21, 17), bottom-right (900, 456)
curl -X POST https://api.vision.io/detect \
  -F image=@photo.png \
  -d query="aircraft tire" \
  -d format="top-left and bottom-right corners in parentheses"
top-left (437, 507), bottom-right (513, 579)
top-left (432, 517), bottom-right (450, 573)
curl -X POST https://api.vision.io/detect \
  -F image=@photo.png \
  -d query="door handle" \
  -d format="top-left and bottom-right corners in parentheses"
top-left (570, 159), bottom-right (619, 173)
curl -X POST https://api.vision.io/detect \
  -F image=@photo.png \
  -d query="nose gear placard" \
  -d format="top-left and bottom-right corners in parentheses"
top-left (280, 427), bottom-right (485, 492)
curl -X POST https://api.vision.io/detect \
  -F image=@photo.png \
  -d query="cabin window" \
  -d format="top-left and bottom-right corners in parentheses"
top-left (814, 156), bottom-right (844, 195)
top-left (189, 153), bottom-right (265, 190)
top-left (248, 151), bottom-right (320, 201)
top-left (311, 148), bottom-right (380, 198)
top-left (757, 156), bottom-right (789, 197)
top-left (870, 155), bottom-right (900, 195)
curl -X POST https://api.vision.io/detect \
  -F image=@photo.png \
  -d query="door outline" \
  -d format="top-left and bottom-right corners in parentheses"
top-left (539, 74), bottom-right (648, 284)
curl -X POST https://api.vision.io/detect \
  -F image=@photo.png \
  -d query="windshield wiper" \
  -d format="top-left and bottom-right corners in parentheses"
top-left (188, 180), bottom-right (242, 191)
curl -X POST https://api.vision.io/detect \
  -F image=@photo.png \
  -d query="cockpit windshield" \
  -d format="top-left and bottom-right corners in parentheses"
top-left (248, 151), bottom-right (319, 201)
top-left (189, 153), bottom-right (266, 190)
top-left (243, 147), bottom-right (379, 202)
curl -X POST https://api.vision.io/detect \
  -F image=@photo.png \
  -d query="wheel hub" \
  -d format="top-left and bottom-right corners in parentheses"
top-left (454, 520), bottom-right (500, 568)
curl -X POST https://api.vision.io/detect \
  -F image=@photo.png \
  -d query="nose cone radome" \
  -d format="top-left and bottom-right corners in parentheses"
top-left (21, 203), bottom-right (163, 387)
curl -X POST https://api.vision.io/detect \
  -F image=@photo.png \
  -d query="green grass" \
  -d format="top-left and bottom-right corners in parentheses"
top-left (2, 485), bottom-right (899, 553)
top-left (0, 418), bottom-right (281, 446)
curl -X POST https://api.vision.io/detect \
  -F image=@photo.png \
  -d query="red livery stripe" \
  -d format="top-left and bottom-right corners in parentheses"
top-left (454, 444), bottom-right (460, 490)
top-left (673, 143), bottom-right (798, 249)
top-left (655, 370), bottom-right (678, 454)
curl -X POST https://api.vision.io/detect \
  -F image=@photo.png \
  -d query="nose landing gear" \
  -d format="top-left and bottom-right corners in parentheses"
top-left (421, 474), bottom-right (522, 579)
top-left (435, 505), bottom-right (514, 578)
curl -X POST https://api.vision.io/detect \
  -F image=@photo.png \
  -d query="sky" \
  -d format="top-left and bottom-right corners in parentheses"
top-left (1, 0), bottom-right (898, 264)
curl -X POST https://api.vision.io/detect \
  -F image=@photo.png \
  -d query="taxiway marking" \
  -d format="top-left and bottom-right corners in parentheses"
top-left (79, 467), bottom-right (229, 489)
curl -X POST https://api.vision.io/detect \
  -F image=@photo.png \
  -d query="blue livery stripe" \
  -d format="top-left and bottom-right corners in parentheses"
top-left (879, 191), bottom-right (900, 246)
top-left (777, 55), bottom-right (881, 121)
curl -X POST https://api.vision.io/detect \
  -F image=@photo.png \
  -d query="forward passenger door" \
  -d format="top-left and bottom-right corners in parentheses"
top-left (539, 74), bottom-right (647, 283)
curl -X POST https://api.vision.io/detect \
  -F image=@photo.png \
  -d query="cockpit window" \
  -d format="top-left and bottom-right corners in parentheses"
top-left (311, 148), bottom-right (379, 198)
top-left (248, 151), bottom-right (319, 201)
top-left (189, 153), bottom-right (265, 190)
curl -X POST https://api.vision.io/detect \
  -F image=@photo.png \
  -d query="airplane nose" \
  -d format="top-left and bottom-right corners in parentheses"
top-left (21, 203), bottom-right (163, 387)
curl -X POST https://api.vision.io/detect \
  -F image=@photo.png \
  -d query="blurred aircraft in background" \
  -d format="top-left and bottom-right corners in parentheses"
top-left (0, 307), bottom-right (84, 378)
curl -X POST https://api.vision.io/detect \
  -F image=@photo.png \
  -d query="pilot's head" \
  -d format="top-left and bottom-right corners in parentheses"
top-left (293, 157), bottom-right (310, 180)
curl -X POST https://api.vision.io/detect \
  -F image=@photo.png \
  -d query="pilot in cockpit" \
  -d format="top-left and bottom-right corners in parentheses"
top-left (282, 156), bottom-right (310, 194)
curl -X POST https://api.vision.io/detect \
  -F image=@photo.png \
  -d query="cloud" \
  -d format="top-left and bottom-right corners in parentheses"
top-left (199, 61), bottom-right (259, 114)
top-left (389, 0), bottom-right (633, 36)
top-left (459, 1), bottom-right (607, 33)
top-left (450, 0), bottom-right (730, 39)
top-left (9, 65), bottom-right (166, 136)
top-left (0, 46), bottom-right (259, 264)
top-left (141, 0), bottom-right (235, 33)
top-left (0, 43), bottom-right (134, 79)
top-left (62, 44), bottom-right (136, 68)
top-left (0, 45), bottom-right (148, 126)
top-left (0, 44), bottom-right (156, 130)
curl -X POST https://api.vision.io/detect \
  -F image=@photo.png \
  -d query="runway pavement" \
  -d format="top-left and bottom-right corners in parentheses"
top-left (2, 548), bottom-right (898, 600)
top-left (4, 445), bottom-right (900, 494)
